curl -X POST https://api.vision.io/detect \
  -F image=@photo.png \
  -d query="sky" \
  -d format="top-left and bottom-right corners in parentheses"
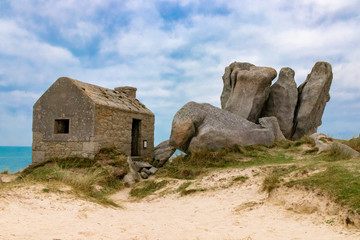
top-left (0, 0), bottom-right (360, 146)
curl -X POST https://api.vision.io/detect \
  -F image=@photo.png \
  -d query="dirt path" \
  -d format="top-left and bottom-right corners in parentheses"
top-left (0, 168), bottom-right (359, 240)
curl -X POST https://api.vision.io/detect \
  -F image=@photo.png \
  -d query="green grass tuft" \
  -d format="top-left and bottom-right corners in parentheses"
top-left (17, 147), bottom-right (128, 206)
top-left (341, 137), bottom-right (360, 152)
top-left (180, 188), bottom-right (207, 196)
top-left (289, 164), bottom-right (360, 214)
top-left (130, 180), bottom-right (168, 199)
top-left (157, 147), bottom-right (294, 180)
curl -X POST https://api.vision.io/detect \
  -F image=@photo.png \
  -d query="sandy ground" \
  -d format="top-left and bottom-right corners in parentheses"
top-left (0, 168), bottom-right (359, 240)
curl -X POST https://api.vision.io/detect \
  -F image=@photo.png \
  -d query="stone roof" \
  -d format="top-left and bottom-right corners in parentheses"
top-left (68, 77), bottom-right (153, 115)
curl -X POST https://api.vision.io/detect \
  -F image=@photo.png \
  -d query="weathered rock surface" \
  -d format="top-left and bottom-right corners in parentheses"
top-left (292, 62), bottom-right (333, 140)
top-left (170, 102), bottom-right (281, 153)
top-left (262, 67), bottom-right (298, 139)
top-left (221, 62), bottom-right (254, 108)
top-left (310, 133), bottom-right (360, 158)
top-left (123, 157), bottom-right (139, 185)
top-left (258, 117), bottom-right (285, 141)
top-left (152, 140), bottom-right (176, 167)
top-left (125, 157), bottom-right (158, 180)
top-left (220, 62), bottom-right (277, 122)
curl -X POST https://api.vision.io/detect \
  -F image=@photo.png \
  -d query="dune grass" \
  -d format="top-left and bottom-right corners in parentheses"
top-left (287, 162), bottom-right (360, 214)
top-left (156, 136), bottom-right (360, 214)
top-left (156, 145), bottom-right (295, 180)
top-left (130, 180), bottom-right (168, 199)
top-left (16, 147), bottom-right (129, 206)
top-left (2, 135), bottom-right (360, 213)
top-left (341, 137), bottom-right (360, 152)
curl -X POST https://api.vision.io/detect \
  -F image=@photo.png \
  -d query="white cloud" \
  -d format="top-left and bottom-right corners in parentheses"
top-left (1, 0), bottom-right (360, 145)
top-left (0, 91), bottom-right (40, 108)
top-left (0, 20), bottom-right (78, 65)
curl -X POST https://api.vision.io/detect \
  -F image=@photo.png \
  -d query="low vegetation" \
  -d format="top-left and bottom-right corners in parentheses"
top-left (156, 145), bottom-right (294, 180)
top-left (156, 136), bottom-right (360, 214)
top-left (1, 135), bottom-right (360, 215)
top-left (341, 136), bottom-right (360, 152)
top-left (130, 180), bottom-right (168, 199)
top-left (16, 147), bottom-right (129, 206)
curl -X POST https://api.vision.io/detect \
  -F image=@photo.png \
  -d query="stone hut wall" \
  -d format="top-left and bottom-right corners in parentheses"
top-left (32, 77), bottom-right (155, 164)
top-left (94, 105), bottom-right (155, 161)
top-left (32, 131), bottom-right (98, 164)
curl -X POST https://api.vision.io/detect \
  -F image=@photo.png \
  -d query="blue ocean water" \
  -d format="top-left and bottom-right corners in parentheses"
top-left (0, 146), bottom-right (32, 173)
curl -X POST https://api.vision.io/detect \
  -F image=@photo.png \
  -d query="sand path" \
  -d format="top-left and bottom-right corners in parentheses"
top-left (0, 168), bottom-right (359, 240)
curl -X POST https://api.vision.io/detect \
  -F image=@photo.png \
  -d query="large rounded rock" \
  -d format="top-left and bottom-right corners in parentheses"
top-left (292, 62), bottom-right (333, 140)
top-left (169, 102), bottom-right (280, 153)
top-left (262, 67), bottom-right (298, 139)
top-left (220, 62), bottom-right (277, 122)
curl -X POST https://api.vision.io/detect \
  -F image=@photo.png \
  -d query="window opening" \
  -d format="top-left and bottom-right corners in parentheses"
top-left (54, 119), bottom-right (69, 134)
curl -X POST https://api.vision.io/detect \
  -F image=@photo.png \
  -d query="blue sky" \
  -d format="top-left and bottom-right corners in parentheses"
top-left (0, 0), bottom-right (360, 146)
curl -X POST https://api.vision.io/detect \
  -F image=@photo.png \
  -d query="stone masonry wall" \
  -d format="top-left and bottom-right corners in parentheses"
top-left (94, 105), bottom-right (154, 161)
top-left (32, 132), bottom-right (98, 164)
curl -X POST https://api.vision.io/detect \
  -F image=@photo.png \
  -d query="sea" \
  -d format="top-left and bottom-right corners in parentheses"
top-left (0, 146), bottom-right (32, 173)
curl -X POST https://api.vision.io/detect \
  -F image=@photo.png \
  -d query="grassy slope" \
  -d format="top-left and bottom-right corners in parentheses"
top-left (1, 136), bottom-right (360, 214)
top-left (5, 147), bottom-right (129, 206)
top-left (154, 136), bottom-right (360, 214)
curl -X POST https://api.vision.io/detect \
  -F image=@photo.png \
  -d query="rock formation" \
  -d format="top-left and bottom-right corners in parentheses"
top-left (292, 62), bottom-right (333, 140)
top-left (220, 61), bottom-right (333, 141)
top-left (261, 67), bottom-right (298, 139)
top-left (153, 140), bottom-right (176, 167)
top-left (169, 102), bottom-right (282, 153)
top-left (166, 61), bottom-right (333, 155)
top-left (220, 62), bottom-right (277, 122)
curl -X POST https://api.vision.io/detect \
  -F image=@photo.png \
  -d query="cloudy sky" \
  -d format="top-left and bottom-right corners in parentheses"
top-left (1, 0), bottom-right (360, 146)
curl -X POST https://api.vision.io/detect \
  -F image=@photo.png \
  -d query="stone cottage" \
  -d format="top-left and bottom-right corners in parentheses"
top-left (32, 77), bottom-right (154, 164)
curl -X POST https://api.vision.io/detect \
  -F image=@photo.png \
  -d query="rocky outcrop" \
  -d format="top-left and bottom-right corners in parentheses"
top-left (169, 102), bottom-right (282, 153)
top-left (152, 140), bottom-right (176, 167)
top-left (310, 133), bottom-right (360, 158)
top-left (220, 61), bottom-right (333, 140)
top-left (220, 62), bottom-right (277, 122)
top-left (261, 68), bottom-right (298, 139)
top-left (292, 62), bottom-right (333, 140)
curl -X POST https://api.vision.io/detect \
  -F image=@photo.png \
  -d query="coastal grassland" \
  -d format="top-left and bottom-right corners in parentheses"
top-left (155, 140), bottom-right (302, 180)
top-left (156, 136), bottom-right (360, 214)
top-left (13, 147), bottom-right (129, 206)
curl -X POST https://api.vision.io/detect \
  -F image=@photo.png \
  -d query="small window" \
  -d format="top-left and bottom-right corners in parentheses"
top-left (54, 119), bottom-right (69, 134)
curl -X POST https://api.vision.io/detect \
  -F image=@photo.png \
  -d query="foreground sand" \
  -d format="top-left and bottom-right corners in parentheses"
top-left (0, 168), bottom-right (359, 240)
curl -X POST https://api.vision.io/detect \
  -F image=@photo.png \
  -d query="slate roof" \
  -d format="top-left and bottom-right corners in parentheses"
top-left (67, 77), bottom-right (153, 115)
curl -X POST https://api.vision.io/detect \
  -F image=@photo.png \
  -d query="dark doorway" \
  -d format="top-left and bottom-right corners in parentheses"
top-left (131, 119), bottom-right (141, 156)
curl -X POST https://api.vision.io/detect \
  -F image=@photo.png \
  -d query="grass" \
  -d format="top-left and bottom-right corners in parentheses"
top-left (288, 163), bottom-right (360, 214)
top-left (157, 136), bottom-right (360, 215)
top-left (341, 137), bottom-right (360, 152)
top-left (16, 147), bottom-right (129, 206)
top-left (180, 188), bottom-right (207, 196)
top-left (2, 135), bottom-right (360, 216)
top-left (157, 146), bottom-right (294, 180)
top-left (1, 169), bottom-right (9, 174)
top-left (130, 180), bottom-right (168, 199)
top-left (324, 143), bottom-right (353, 161)
top-left (262, 165), bottom-right (297, 193)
